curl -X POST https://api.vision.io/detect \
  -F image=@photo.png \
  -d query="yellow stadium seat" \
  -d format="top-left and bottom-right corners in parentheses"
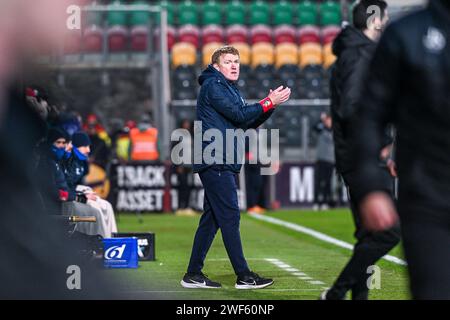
top-left (275, 43), bottom-right (299, 68)
top-left (202, 42), bottom-right (224, 67)
top-left (230, 42), bottom-right (251, 66)
top-left (251, 42), bottom-right (275, 68)
top-left (299, 43), bottom-right (323, 68)
top-left (172, 42), bottom-right (197, 68)
top-left (323, 43), bottom-right (336, 68)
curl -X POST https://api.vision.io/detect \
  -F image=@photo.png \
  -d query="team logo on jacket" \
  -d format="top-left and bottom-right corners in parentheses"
top-left (423, 27), bottom-right (446, 53)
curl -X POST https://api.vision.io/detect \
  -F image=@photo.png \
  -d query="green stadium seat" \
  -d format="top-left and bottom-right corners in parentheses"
top-left (107, 1), bottom-right (127, 26)
top-left (320, 1), bottom-right (342, 26)
top-left (273, 0), bottom-right (293, 25)
top-left (249, 0), bottom-right (270, 26)
top-left (298, 1), bottom-right (318, 26)
top-left (178, 0), bottom-right (199, 26)
top-left (159, 0), bottom-right (175, 25)
top-left (202, 0), bottom-right (222, 25)
top-left (130, 1), bottom-right (150, 27)
top-left (225, 0), bottom-right (247, 25)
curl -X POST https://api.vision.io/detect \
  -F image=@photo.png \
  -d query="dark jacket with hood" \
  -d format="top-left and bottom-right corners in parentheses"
top-left (354, 0), bottom-right (450, 210)
top-left (64, 148), bottom-right (90, 195)
top-left (330, 25), bottom-right (389, 175)
top-left (193, 65), bottom-right (274, 173)
top-left (36, 142), bottom-right (76, 214)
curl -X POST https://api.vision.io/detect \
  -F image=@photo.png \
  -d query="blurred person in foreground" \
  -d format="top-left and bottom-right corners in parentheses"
top-left (0, 0), bottom-right (121, 299)
top-left (354, 0), bottom-right (450, 299)
top-left (181, 45), bottom-right (291, 289)
top-left (323, 0), bottom-right (400, 300)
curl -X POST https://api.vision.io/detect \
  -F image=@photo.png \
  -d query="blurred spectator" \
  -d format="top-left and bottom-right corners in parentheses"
top-left (0, 0), bottom-right (121, 299)
top-left (64, 131), bottom-right (118, 238)
top-left (313, 112), bottom-right (335, 211)
top-left (57, 111), bottom-right (82, 137)
top-left (115, 120), bottom-right (136, 163)
top-left (36, 127), bottom-right (75, 214)
top-left (129, 113), bottom-right (160, 162)
top-left (85, 113), bottom-right (111, 169)
top-left (174, 119), bottom-right (195, 215)
top-left (245, 129), bottom-right (268, 214)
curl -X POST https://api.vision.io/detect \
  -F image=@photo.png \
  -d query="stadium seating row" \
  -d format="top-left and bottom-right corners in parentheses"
top-left (171, 42), bottom-right (336, 69)
top-left (85, 0), bottom-right (344, 27)
top-left (64, 24), bottom-right (341, 55)
top-left (171, 64), bottom-right (330, 100)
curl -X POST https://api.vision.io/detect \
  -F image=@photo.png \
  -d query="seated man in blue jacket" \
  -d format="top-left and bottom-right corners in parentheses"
top-left (181, 45), bottom-right (291, 289)
top-left (36, 127), bottom-right (84, 214)
top-left (63, 131), bottom-right (118, 238)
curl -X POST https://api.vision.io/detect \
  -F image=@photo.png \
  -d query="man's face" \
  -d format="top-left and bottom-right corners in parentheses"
top-left (214, 53), bottom-right (240, 81)
top-left (53, 138), bottom-right (67, 149)
top-left (77, 146), bottom-right (90, 157)
top-left (373, 9), bottom-right (389, 31)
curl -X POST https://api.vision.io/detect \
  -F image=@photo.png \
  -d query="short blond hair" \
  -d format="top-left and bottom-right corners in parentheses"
top-left (211, 45), bottom-right (240, 65)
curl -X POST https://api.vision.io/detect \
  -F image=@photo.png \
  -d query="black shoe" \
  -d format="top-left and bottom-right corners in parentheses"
top-left (235, 272), bottom-right (274, 289)
top-left (180, 272), bottom-right (222, 289)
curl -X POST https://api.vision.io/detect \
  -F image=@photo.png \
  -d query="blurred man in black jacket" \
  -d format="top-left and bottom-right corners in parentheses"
top-left (355, 0), bottom-right (450, 299)
top-left (323, 0), bottom-right (400, 300)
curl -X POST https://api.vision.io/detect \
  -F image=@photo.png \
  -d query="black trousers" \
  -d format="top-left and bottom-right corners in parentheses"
top-left (327, 169), bottom-right (401, 300)
top-left (245, 164), bottom-right (263, 208)
top-left (178, 167), bottom-right (192, 209)
top-left (314, 160), bottom-right (334, 205)
top-left (398, 203), bottom-right (450, 299)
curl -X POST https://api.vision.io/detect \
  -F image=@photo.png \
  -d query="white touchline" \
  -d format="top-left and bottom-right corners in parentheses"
top-left (265, 258), bottom-right (327, 288)
top-left (250, 213), bottom-right (407, 266)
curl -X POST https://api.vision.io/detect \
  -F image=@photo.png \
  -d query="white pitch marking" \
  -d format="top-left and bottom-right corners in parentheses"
top-left (250, 213), bottom-right (407, 266)
top-left (265, 259), bottom-right (325, 287)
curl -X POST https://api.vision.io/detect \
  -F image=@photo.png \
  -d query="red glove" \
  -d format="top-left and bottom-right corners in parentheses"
top-left (59, 190), bottom-right (69, 201)
top-left (259, 97), bottom-right (274, 113)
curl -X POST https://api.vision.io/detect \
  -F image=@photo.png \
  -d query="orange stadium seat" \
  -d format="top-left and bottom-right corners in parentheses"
top-left (299, 42), bottom-right (323, 68)
top-left (231, 42), bottom-right (251, 65)
top-left (251, 42), bottom-right (274, 68)
top-left (323, 43), bottom-right (336, 68)
top-left (275, 43), bottom-right (299, 68)
top-left (172, 42), bottom-right (197, 68)
top-left (202, 42), bottom-right (224, 67)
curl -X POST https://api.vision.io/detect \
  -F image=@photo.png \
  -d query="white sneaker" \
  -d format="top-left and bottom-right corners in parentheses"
top-left (319, 289), bottom-right (329, 300)
top-left (320, 204), bottom-right (329, 210)
top-left (312, 204), bottom-right (319, 211)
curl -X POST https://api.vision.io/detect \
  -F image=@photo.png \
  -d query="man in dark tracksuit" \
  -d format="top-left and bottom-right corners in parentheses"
top-left (36, 127), bottom-right (77, 214)
top-left (181, 45), bottom-right (291, 289)
top-left (324, 0), bottom-right (401, 300)
top-left (354, 0), bottom-right (450, 299)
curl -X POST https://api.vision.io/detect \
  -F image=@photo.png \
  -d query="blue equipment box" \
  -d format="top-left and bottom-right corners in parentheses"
top-left (103, 237), bottom-right (138, 268)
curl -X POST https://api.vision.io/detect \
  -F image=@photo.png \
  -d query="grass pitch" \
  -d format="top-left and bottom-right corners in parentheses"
top-left (111, 209), bottom-right (410, 300)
